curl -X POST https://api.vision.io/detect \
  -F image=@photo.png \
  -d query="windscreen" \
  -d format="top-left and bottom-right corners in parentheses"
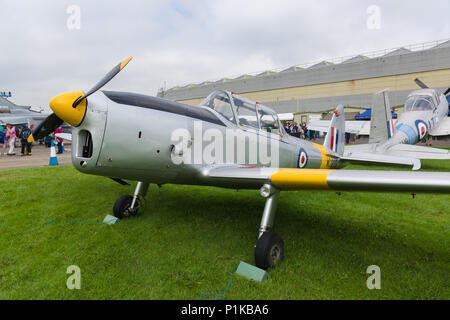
top-left (404, 95), bottom-right (434, 112)
top-left (200, 91), bottom-right (235, 123)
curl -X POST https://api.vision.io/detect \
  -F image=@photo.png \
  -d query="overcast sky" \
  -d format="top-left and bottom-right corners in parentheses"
top-left (1, 0), bottom-right (449, 110)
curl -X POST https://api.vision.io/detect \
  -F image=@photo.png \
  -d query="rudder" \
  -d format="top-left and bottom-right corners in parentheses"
top-left (324, 104), bottom-right (345, 156)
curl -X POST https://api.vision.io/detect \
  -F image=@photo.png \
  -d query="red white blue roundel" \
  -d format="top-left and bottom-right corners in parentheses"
top-left (415, 120), bottom-right (428, 140)
top-left (298, 148), bottom-right (308, 168)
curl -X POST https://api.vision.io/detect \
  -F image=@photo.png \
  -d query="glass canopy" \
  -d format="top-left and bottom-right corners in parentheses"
top-left (404, 95), bottom-right (435, 112)
top-left (200, 91), bottom-right (283, 134)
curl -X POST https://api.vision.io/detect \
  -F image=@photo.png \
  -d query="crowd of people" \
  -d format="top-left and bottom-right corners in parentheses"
top-left (283, 121), bottom-right (319, 140)
top-left (0, 123), bottom-right (65, 156)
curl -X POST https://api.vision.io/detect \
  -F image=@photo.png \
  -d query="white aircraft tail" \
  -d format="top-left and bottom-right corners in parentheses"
top-left (324, 104), bottom-right (345, 156)
top-left (369, 89), bottom-right (395, 144)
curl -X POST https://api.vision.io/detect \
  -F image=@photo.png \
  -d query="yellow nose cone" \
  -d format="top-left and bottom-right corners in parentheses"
top-left (49, 91), bottom-right (87, 127)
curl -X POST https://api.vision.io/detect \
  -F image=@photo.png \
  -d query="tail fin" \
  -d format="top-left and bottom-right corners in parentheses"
top-left (324, 104), bottom-right (345, 156)
top-left (369, 89), bottom-right (394, 144)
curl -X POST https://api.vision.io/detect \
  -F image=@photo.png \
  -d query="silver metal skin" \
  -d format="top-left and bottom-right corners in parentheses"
top-left (258, 184), bottom-right (280, 238)
top-left (131, 181), bottom-right (149, 209)
top-left (71, 90), bottom-right (338, 187)
top-left (327, 170), bottom-right (450, 193)
top-left (70, 89), bottom-right (450, 194)
top-left (260, 183), bottom-right (278, 198)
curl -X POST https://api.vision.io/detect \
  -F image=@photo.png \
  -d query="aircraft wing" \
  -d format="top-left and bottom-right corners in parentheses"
top-left (202, 166), bottom-right (450, 193)
top-left (55, 133), bottom-right (72, 141)
top-left (0, 115), bottom-right (48, 126)
top-left (429, 117), bottom-right (450, 136)
top-left (307, 120), bottom-right (369, 134)
top-left (345, 143), bottom-right (450, 160)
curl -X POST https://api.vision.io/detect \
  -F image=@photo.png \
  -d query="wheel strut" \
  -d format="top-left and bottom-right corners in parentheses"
top-left (258, 184), bottom-right (280, 237)
top-left (254, 184), bottom-right (284, 269)
top-left (130, 181), bottom-right (149, 210)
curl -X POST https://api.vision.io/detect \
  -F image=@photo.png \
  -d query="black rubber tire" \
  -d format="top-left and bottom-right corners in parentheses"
top-left (254, 231), bottom-right (284, 270)
top-left (113, 195), bottom-right (137, 219)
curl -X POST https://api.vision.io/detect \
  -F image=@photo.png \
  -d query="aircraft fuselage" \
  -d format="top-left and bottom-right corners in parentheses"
top-left (70, 91), bottom-right (340, 189)
top-left (379, 89), bottom-right (447, 151)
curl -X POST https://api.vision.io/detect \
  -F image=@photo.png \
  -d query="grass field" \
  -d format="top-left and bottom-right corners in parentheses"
top-left (0, 160), bottom-right (449, 299)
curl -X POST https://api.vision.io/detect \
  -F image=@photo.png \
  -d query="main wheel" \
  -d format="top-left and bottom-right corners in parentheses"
top-left (255, 231), bottom-right (284, 270)
top-left (113, 195), bottom-right (139, 219)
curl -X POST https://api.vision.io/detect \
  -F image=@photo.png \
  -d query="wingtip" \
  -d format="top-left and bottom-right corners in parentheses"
top-left (120, 56), bottom-right (133, 70)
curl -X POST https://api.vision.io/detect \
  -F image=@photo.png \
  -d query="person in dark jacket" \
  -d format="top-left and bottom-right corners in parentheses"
top-left (20, 125), bottom-right (32, 155)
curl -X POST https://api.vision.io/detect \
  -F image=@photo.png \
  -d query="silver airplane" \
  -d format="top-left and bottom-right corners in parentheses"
top-left (30, 58), bottom-right (450, 269)
top-left (309, 79), bottom-right (450, 168)
top-left (0, 95), bottom-right (49, 128)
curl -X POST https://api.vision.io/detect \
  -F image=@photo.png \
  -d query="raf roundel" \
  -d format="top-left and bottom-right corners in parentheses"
top-left (298, 148), bottom-right (308, 168)
top-left (415, 120), bottom-right (428, 140)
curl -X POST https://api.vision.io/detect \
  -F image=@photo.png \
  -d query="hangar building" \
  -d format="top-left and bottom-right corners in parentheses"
top-left (158, 39), bottom-right (450, 124)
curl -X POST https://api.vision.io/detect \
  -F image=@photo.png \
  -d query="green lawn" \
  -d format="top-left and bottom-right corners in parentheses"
top-left (0, 160), bottom-right (449, 299)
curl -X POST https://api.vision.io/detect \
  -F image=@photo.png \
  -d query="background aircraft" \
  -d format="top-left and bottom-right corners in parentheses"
top-left (30, 58), bottom-right (450, 269)
top-left (0, 95), bottom-right (49, 128)
top-left (308, 79), bottom-right (450, 166)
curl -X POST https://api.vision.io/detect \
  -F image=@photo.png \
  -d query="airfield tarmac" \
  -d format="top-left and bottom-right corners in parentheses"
top-left (0, 143), bottom-right (72, 170)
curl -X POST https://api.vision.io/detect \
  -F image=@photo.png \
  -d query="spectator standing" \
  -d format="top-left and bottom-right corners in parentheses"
top-left (284, 123), bottom-right (291, 134)
top-left (20, 125), bottom-right (32, 155)
top-left (5, 124), bottom-right (16, 155)
top-left (425, 135), bottom-right (433, 146)
top-left (53, 127), bottom-right (64, 154)
top-left (345, 132), bottom-right (351, 144)
top-left (0, 125), bottom-right (5, 153)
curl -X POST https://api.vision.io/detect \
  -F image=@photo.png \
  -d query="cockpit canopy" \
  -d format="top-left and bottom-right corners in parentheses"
top-left (404, 94), bottom-right (435, 112)
top-left (200, 91), bottom-right (283, 134)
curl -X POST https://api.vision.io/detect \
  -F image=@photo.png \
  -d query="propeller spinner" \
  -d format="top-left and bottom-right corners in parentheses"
top-left (28, 56), bottom-right (133, 142)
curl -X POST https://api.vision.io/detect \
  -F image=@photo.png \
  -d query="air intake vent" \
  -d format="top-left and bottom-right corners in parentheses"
top-left (78, 130), bottom-right (93, 158)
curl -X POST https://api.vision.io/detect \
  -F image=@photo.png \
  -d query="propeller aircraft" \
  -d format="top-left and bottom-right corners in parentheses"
top-left (30, 58), bottom-right (450, 269)
top-left (0, 96), bottom-right (49, 128)
top-left (309, 79), bottom-right (450, 168)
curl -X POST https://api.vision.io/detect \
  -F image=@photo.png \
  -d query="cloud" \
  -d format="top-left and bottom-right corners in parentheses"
top-left (0, 0), bottom-right (449, 109)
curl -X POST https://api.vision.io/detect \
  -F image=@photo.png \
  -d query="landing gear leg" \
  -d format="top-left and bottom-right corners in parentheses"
top-left (254, 184), bottom-right (284, 270)
top-left (113, 181), bottom-right (149, 219)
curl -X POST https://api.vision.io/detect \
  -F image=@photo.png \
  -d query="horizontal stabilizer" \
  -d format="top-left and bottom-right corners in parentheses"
top-left (345, 144), bottom-right (450, 160)
top-left (383, 144), bottom-right (450, 160)
top-left (307, 120), bottom-right (369, 135)
top-left (342, 151), bottom-right (421, 170)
